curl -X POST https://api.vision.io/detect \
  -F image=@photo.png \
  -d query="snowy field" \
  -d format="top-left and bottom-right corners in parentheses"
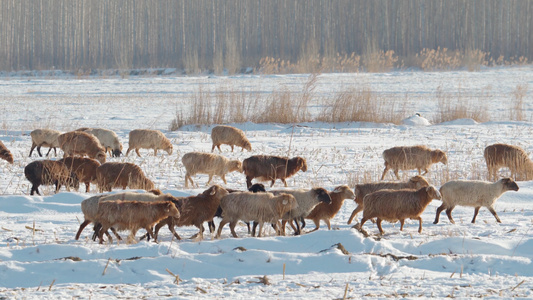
top-left (1, 67), bottom-right (533, 298)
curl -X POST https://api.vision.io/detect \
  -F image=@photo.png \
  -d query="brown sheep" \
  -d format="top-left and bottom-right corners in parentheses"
top-left (305, 185), bottom-right (355, 232)
top-left (29, 128), bottom-right (61, 157)
top-left (94, 200), bottom-right (180, 244)
top-left (360, 186), bottom-right (441, 235)
top-left (243, 155), bottom-right (308, 188)
top-left (216, 192), bottom-right (297, 238)
top-left (58, 131), bottom-right (106, 164)
top-left (77, 127), bottom-right (123, 157)
top-left (126, 129), bottom-right (173, 157)
top-left (152, 185), bottom-right (229, 241)
top-left (182, 152), bottom-right (242, 188)
top-left (211, 125), bottom-right (252, 152)
top-left (0, 140), bottom-right (14, 164)
top-left (434, 178), bottom-right (519, 224)
top-left (24, 160), bottom-right (79, 195)
top-left (59, 157), bottom-right (100, 192)
top-left (96, 162), bottom-right (155, 192)
top-left (381, 145), bottom-right (447, 180)
top-left (484, 143), bottom-right (533, 181)
top-left (347, 175), bottom-right (430, 224)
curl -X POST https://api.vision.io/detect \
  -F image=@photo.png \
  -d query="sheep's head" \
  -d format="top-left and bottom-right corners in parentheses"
top-left (164, 143), bottom-right (173, 155)
top-left (112, 149), bottom-right (122, 157)
top-left (332, 185), bottom-right (355, 200)
top-left (205, 184), bottom-right (229, 200)
top-left (313, 187), bottom-right (332, 204)
top-left (425, 186), bottom-right (441, 200)
top-left (165, 202), bottom-right (181, 218)
top-left (0, 149), bottom-right (13, 164)
top-left (432, 150), bottom-right (447, 165)
top-left (501, 177), bottom-right (519, 192)
top-left (293, 157), bottom-right (308, 172)
top-left (241, 140), bottom-right (252, 152)
top-left (409, 175), bottom-right (430, 189)
top-left (248, 183), bottom-right (266, 193)
top-left (148, 189), bottom-right (163, 195)
top-left (229, 160), bottom-right (243, 173)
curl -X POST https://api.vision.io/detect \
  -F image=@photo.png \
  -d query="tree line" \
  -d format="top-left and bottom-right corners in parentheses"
top-left (1, 0), bottom-right (531, 72)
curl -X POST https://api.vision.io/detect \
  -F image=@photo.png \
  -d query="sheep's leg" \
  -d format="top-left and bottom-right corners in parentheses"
top-left (37, 145), bottom-right (44, 157)
top-left (380, 164), bottom-right (390, 180)
top-left (221, 175), bottom-right (227, 185)
top-left (300, 217), bottom-right (306, 229)
top-left (229, 221), bottom-right (239, 238)
top-left (251, 221), bottom-right (259, 237)
top-left (280, 220), bottom-right (288, 236)
top-left (85, 183), bottom-right (90, 193)
top-left (416, 216), bottom-right (423, 233)
top-left (208, 221), bottom-right (216, 233)
top-left (30, 184), bottom-right (40, 195)
top-left (134, 148), bottom-right (141, 157)
top-left (487, 207), bottom-right (502, 223)
top-left (325, 219), bottom-right (331, 230)
top-left (393, 170), bottom-right (400, 180)
top-left (207, 174), bottom-right (213, 185)
top-left (211, 144), bottom-right (216, 152)
top-left (144, 226), bottom-right (156, 242)
top-left (359, 217), bottom-right (369, 230)
top-left (471, 207), bottom-right (481, 223)
top-left (270, 180), bottom-right (276, 187)
top-left (217, 145), bottom-right (222, 152)
top-left (399, 219), bottom-right (405, 231)
top-left (308, 219), bottom-right (320, 233)
top-left (445, 207), bottom-right (455, 224)
top-left (281, 178), bottom-right (288, 187)
top-left (231, 145), bottom-right (234, 152)
top-left (125, 148), bottom-right (132, 156)
top-left (156, 219), bottom-right (181, 240)
top-left (422, 169), bottom-right (428, 175)
top-left (216, 219), bottom-right (228, 239)
top-left (376, 218), bottom-right (385, 235)
top-left (245, 222), bottom-right (251, 234)
top-left (433, 204), bottom-right (447, 224)
top-left (110, 227), bottom-right (122, 241)
top-left (98, 225), bottom-right (109, 244)
top-left (75, 220), bottom-right (91, 240)
top-left (29, 143), bottom-right (37, 157)
top-left (246, 176), bottom-right (253, 189)
top-left (52, 147), bottom-right (57, 156)
top-left (348, 205), bottom-right (364, 224)
top-left (288, 219), bottom-right (298, 235)
top-left (257, 222), bottom-right (264, 237)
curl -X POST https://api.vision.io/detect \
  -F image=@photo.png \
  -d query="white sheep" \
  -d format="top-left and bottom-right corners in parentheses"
top-left (484, 143), bottom-right (533, 181)
top-left (77, 127), bottom-right (123, 157)
top-left (381, 145), bottom-right (447, 180)
top-left (211, 125), bottom-right (252, 152)
top-left (29, 128), bottom-right (61, 157)
top-left (271, 187), bottom-right (332, 235)
top-left (360, 186), bottom-right (441, 235)
top-left (434, 178), bottom-right (519, 224)
top-left (347, 175), bottom-right (430, 224)
top-left (126, 129), bottom-right (173, 157)
top-left (182, 152), bottom-right (242, 187)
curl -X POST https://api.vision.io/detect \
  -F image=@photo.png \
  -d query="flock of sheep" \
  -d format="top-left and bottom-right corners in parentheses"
top-left (0, 124), bottom-right (527, 244)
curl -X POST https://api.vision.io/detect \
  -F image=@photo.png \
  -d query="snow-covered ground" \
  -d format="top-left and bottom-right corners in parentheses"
top-left (1, 67), bottom-right (533, 298)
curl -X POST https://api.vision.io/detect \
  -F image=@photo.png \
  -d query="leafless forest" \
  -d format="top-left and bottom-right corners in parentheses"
top-left (1, 0), bottom-right (532, 73)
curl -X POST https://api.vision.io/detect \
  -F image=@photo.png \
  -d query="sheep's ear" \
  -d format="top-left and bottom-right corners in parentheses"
top-left (282, 199), bottom-right (288, 205)
top-left (209, 187), bottom-right (217, 195)
top-left (332, 186), bottom-right (342, 193)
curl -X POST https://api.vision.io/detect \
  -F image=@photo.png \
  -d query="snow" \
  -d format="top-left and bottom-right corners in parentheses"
top-left (0, 67), bottom-right (533, 298)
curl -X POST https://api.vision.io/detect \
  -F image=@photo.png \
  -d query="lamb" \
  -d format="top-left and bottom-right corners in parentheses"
top-left (484, 143), bottom-right (533, 181)
top-left (211, 125), bottom-right (252, 152)
top-left (182, 152), bottom-right (243, 188)
top-left (305, 185), bottom-right (355, 232)
top-left (126, 129), bottom-right (173, 157)
top-left (434, 178), bottom-right (519, 224)
top-left (94, 200), bottom-right (180, 244)
top-left (24, 160), bottom-right (79, 195)
top-left (347, 175), bottom-right (430, 224)
top-left (77, 127), bottom-right (123, 157)
top-left (380, 145), bottom-right (447, 180)
top-left (59, 157), bottom-right (100, 192)
top-left (96, 162), bottom-right (155, 192)
top-left (215, 192), bottom-right (297, 238)
top-left (359, 186), bottom-right (441, 235)
top-left (58, 131), bottom-right (107, 164)
top-left (243, 155), bottom-right (308, 188)
top-left (75, 190), bottom-right (178, 242)
top-left (0, 140), bottom-right (14, 164)
top-left (152, 185), bottom-right (229, 241)
top-left (271, 187), bottom-right (332, 235)
top-left (29, 128), bottom-right (61, 157)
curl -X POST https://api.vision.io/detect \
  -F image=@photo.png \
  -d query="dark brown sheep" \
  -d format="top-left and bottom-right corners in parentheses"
top-left (152, 185), bottom-right (229, 241)
top-left (243, 155), bottom-right (308, 188)
top-left (24, 160), bottom-right (79, 195)
top-left (96, 162), bottom-right (155, 192)
top-left (59, 157), bottom-right (100, 192)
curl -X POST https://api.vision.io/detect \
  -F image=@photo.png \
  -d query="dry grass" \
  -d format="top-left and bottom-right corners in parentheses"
top-left (433, 86), bottom-right (489, 124)
top-left (509, 84), bottom-right (528, 121)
